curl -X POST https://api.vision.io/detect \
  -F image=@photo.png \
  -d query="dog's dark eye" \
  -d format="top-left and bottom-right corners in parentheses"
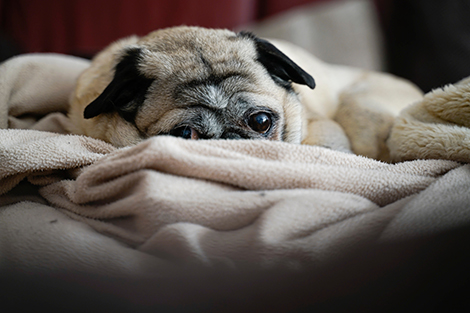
top-left (248, 112), bottom-right (272, 134)
top-left (170, 126), bottom-right (199, 140)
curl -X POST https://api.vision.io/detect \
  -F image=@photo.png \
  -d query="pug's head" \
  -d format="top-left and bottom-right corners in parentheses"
top-left (69, 26), bottom-right (315, 147)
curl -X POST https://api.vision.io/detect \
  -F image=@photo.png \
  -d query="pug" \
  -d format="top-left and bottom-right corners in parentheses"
top-left (68, 26), bottom-right (423, 160)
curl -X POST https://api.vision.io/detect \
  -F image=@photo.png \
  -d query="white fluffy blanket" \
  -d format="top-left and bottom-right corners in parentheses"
top-left (1, 54), bottom-right (470, 311)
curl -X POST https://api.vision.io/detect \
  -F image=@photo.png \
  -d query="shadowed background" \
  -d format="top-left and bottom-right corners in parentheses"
top-left (2, 0), bottom-right (470, 92)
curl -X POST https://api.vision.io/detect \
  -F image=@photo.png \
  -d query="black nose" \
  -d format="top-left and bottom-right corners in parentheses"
top-left (221, 131), bottom-right (243, 140)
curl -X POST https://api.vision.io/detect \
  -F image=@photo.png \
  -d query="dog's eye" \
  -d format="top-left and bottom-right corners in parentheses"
top-left (248, 112), bottom-right (272, 134)
top-left (170, 126), bottom-right (199, 140)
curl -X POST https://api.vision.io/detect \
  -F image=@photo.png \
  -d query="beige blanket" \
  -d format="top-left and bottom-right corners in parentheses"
top-left (1, 54), bottom-right (470, 310)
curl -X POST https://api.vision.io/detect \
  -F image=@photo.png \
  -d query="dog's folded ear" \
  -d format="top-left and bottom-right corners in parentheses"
top-left (84, 48), bottom-right (154, 121)
top-left (239, 31), bottom-right (315, 90)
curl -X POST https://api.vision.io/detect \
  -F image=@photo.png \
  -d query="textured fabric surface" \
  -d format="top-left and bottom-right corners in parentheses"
top-left (1, 53), bottom-right (470, 311)
top-left (388, 77), bottom-right (470, 162)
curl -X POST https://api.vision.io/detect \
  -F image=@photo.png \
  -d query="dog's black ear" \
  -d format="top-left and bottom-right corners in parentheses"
top-left (239, 31), bottom-right (315, 90)
top-left (84, 48), bottom-right (154, 122)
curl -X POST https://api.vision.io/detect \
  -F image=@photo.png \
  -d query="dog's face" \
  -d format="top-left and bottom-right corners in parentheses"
top-left (69, 26), bottom-right (315, 147)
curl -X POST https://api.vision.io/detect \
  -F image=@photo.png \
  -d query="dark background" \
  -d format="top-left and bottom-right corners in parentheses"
top-left (2, 0), bottom-right (470, 92)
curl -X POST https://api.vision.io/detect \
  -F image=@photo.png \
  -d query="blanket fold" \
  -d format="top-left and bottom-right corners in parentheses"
top-left (388, 77), bottom-right (470, 162)
top-left (37, 137), bottom-right (459, 248)
top-left (0, 129), bottom-right (115, 195)
top-left (0, 54), bottom-right (89, 131)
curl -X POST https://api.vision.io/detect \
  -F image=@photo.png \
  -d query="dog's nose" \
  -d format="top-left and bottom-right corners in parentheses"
top-left (221, 132), bottom-right (242, 140)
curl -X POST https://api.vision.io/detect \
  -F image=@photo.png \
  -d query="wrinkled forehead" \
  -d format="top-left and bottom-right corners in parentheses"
top-left (134, 30), bottom-right (259, 82)
top-left (130, 28), bottom-right (287, 118)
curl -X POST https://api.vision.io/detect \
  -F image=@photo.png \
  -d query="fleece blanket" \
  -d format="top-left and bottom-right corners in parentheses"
top-left (1, 54), bottom-right (470, 311)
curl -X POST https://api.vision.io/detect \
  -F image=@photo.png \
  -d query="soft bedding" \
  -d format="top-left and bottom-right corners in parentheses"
top-left (1, 54), bottom-right (470, 312)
